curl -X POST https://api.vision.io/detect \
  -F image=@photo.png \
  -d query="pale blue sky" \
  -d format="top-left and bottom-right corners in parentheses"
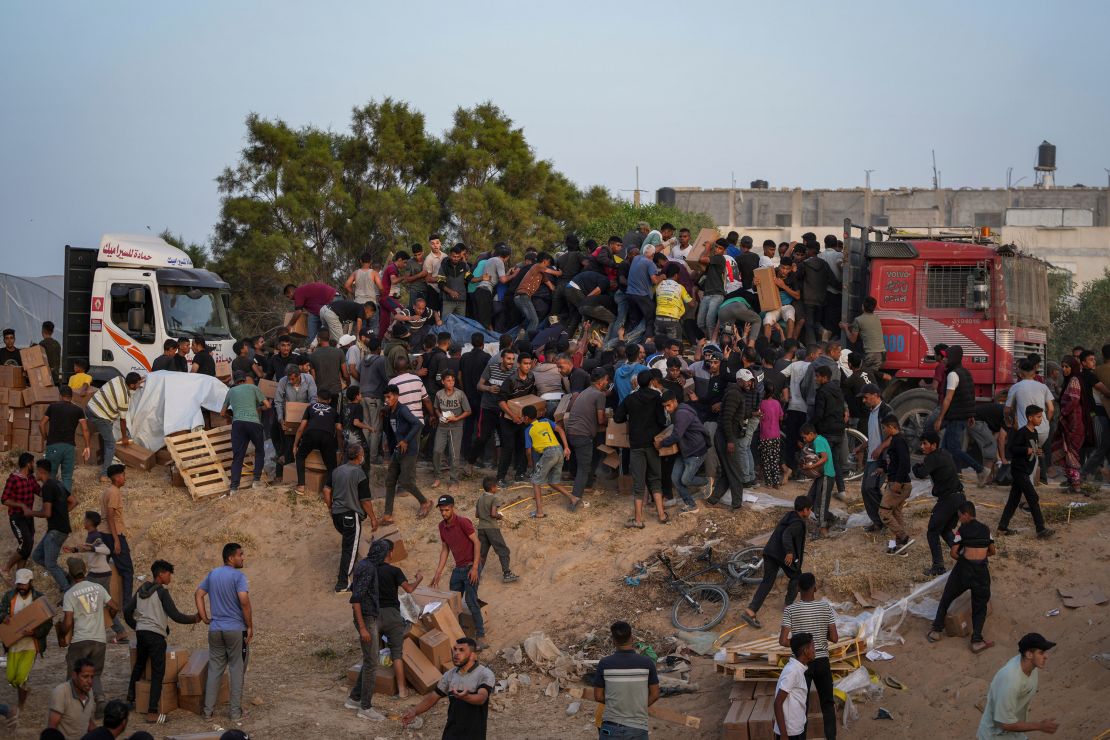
top-left (3, 0), bottom-right (1109, 276)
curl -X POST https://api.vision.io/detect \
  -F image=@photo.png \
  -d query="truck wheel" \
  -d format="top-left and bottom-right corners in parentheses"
top-left (890, 388), bottom-right (938, 452)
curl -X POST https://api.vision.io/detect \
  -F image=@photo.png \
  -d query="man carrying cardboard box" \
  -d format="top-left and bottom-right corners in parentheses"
top-left (430, 496), bottom-right (487, 651)
top-left (84, 372), bottom-right (143, 482)
top-left (195, 543), bottom-right (252, 725)
top-left (494, 352), bottom-right (538, 488)
top-left (1, 568), bottom-right (54, 723)
top-left (402, 636), bottom-right (495, 738)
top-left (124, 560), bottom-right (202, 724)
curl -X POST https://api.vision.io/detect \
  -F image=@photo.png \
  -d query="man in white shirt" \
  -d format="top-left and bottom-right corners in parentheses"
top-left (774, 632), bottom-right (815, 740)
top-left (759, 239), bottom-right (778, 268)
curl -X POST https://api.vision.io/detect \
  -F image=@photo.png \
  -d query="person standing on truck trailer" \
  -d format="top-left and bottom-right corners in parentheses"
top-left (799, 241), bottom-right (839, 347)
top-left (39, 321), bottom-right (62, 384)
top-left (84, 373), bottom-right (142, 481)
top-left (933, 346), bottom-right (991, 486)
top-left (820, 235), bottom-right (844, 339)
top-left (841, 296), bottom-right (886, 386)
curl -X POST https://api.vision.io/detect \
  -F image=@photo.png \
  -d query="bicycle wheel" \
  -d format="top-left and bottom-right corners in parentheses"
top-left (843, 428), bottom-right (867, 482)
top-left (671, 584), bottom-right (729, 631)
top-left (727, 546), bottom-right (765, 584)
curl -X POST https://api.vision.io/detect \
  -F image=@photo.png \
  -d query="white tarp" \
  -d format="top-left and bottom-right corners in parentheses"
top-left (127, 370), bottom-right (228, 451)
top-left (0, 273), bottom-right (63, 345)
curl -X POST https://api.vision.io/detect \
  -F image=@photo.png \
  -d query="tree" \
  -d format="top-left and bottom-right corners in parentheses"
top-left (159, 229), bottom-right (208, 270)
top-left (1049, 268), bottom-right (1110, 360)
top-left (578, 200), bottom-right (716, 245)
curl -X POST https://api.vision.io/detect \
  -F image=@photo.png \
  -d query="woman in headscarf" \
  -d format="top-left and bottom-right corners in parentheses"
top-left (1053, 355), bottom-right (1091, 493)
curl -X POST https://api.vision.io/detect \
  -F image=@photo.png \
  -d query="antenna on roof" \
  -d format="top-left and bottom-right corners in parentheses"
top-left (931, 150), bottom-right (939, 191)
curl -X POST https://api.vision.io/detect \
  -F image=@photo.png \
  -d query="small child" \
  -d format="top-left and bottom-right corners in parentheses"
top-left (998, 404), bottom-right (1054, 539)
top-left (878, 415), bottom-right (914, 554)
top-left (68, 359), bottom-right (93, 392)
top-left (521, 405), bottom-right (579, 517)
top-left (799, 423), bottom-right (834, 536)
top-left (342, 386), bottom-right (370, 471)
top-left (475, 476), bottom-right (519, 583)
top-left (759, 386), bottom-right (785, 488)
top-left (64, 511), bottom-right (126, 641)
top-left (928, 500), bottom-right (995, 653)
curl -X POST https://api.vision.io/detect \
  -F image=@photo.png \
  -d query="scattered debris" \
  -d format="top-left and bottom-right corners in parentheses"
top-left (544, 679), bottom-right (560, 698)
top-left (1057, 586), bottom-right (1108, 608)
top-left (865, 650), bottom-right (894, 661)
top-left (876, 708), bottom-right (894, 720)
top-left (566, 701), bottom-right (581, 716)
top-left (1045, 608), bottom-right (1060, 617)
top-left (523, 632), bottom-right (563, 668)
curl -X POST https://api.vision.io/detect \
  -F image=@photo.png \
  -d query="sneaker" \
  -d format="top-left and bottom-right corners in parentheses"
top-left (864, 523), bottom-right (883, 533)
top-left (886, 539), bottom-right (897, 554)
top-left (344, 698), bottom-right (361, 710)
top-left (833, 491), bottom-right (847, 502)
top-left (356, 707), bottom-right (386, 721)
top-left (335, 585), bottom-right (351, 594)
top-left (679, 504), bottom-right (700, 514)
top-left (250, 479), bottom-right (264, 489)
top-left (663, 497), bottom-right (679, 508)
top-left (1036, 528), bottom-right (1055, 539)
top-left (893, 537), bottom-right (915, 555)
top-left (976, 467), bottom-right (991, 487)
top-left (496, 480), bottom-right (511, 489)
top-left (924, 564), bottom-right (946, 577)
top-left (475, 639), bottom-right (490, 651)
top-left (502, 572), bottom-right (520, 583)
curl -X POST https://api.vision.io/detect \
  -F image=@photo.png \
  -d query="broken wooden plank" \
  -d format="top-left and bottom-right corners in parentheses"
top-left (648, 704), bottom-right (701, 729)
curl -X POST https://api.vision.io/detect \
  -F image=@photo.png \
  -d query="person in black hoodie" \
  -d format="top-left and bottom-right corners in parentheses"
top-left (933, 345), bottom-right (990, 485)
top-left (124, 560), bottom-right (201, 723)
top-left (613, 369), bottom-right (668, 528)
top-left (741, 495), bottom-right (813, 629)
top-left (812, 365), bottom-right (848, 499)
top-left (914, 430), bottom-right (966, 575)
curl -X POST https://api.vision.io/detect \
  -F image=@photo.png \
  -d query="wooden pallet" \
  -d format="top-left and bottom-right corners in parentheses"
top-left (207, 426), bottom-right (255, 481)
top-left (724, 637), bottom-right (864, 666)
top-left (716, 657), bottom-right (860, 682)
top-left (165, 430), bottom-right (230, 500)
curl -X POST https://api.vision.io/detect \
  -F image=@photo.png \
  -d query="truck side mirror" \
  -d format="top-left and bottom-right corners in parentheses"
top-left (127, 307), bottom-right (145, 334)
top-left (966, 270), bottom-right (990, 312)
top-left (128, 287), bottom-right (145, 304)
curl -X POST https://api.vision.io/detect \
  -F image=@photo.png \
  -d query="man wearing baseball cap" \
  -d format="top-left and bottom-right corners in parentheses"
top-left (977, 633), bottom-right (1058, 738)
top-left (429, 495), bottom-right (487, 651)
top-left (1, 568), bottom-right (52, 721)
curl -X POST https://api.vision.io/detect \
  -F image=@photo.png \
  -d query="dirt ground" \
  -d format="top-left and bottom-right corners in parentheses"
top-left (1, 453), bottom-right (1107, 739)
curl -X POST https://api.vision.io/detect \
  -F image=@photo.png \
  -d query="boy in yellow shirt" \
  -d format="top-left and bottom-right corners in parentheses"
top-left (67, 359), bottom-right (93, 392)
top-left (654, 262), bottom-right (692, 342)
top-left (522, 406), bottom-right (580, 518)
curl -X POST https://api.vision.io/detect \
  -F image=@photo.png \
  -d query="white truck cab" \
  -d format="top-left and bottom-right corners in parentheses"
top-left (63, 234), bottom-right (235, 382)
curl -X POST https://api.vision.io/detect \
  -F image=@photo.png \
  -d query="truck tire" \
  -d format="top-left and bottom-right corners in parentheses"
top-left (889, 388), bottom-right (938, 452)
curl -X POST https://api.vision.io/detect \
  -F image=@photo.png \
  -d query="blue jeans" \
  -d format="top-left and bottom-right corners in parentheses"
top-left (86, 410), bottom-right (117, 477)
top-left (697, 293), bottom-right (723, 338)
top-left (605, 291), bottom-right (630, 346)
top-left (45, 443), bottom-right (76, 492)
top-left (513, 294), bottom-right (540, 335)
top-left (671, 453), bottom-right (706, 505)
top-left (32, 529), bottom-right (69, 592)
top-left (599, 722), bottom-right (648, 739)
top-left (738, 417), bottom-right (760, 482)
top-left (449, 564), bottom-right (484, 637)
top-left (943, 421), bottom-right (982, 473)
top-left (307, 312), bottom-right (321, 342)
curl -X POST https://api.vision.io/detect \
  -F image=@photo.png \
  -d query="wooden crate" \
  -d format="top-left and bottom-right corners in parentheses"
top-left (165, 430), bottom-right (230, 500)
top-left (207, 426), bottom-right (255, 481)
top-left (724, 636), bottom-right (863, 666)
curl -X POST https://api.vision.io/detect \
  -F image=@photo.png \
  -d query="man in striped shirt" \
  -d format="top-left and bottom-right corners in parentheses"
top-left (388, 356), bottom-right (430, 423)
top-left (779, 572), bottom-right (839, 740)
top-left (594, 620), bottom-right (658, 739)
top-left (85, 373), bottom-right (143, 481)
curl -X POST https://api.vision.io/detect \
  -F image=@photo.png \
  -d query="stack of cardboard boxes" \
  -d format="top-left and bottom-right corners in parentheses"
top-left (129, 643), bottom-right (191, 714)
top-left (176, 649), bottom-right (229, 714)
top-left (0, 346), bottom-right (61, 455)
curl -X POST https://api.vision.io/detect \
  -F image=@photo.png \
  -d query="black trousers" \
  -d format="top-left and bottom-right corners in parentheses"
top-left (927, 493), bottom-right (965, 566)
top-left (708, 429), bottom-right (744, 509)
top-left (468, 407), bottom-right (500, 465)
top-left (128, 630), bottom-right (167, 714)
top-left (783, 410), bottom-right (808, 469)
top-left (628, 294), bottom-right (656, 339)
top-left (748, 556), bottom-right (798, 613)
top-left (931, 560), bottom-right (991, 642)
top-left (296, 429), bottom-right (338, 488)
top-left (472, 289), bottom-right (494, 329)
top-left (998, 471), bottom-right (1047, 532)
top-left (496, 417), bottom-right (526, 481)
top-left (332, 512), bottom-right (362, 589)
top-left (805, 656), bottom-right (837, 740)
top-left (478, 528), bottom-right (512, 574)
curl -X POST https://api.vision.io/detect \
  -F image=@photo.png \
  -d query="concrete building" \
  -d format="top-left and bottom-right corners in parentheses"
top-left (662, 185), bottom-right (1110, 284)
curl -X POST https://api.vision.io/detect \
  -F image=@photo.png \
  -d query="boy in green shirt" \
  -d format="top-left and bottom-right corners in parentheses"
top-left (474, 476), bottom-right (519, 583)
top-left (800, 423), bottom-right (835, 538)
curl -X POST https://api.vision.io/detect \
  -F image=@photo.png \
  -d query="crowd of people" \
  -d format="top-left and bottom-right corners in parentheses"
top-left (2, 222), bottom-right (1106, 739)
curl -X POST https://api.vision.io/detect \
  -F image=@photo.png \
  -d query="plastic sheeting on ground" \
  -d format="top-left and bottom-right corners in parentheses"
top-left (127, 370), bottom-right (228, 451)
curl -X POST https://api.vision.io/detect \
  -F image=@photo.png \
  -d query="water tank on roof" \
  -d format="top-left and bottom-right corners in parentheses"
top-left (656, 187), bottom-right (676, 206)
top-left (1036, 141), bottom-right (1056, 171)
top-left (750, 179), bottom-right (769, 189)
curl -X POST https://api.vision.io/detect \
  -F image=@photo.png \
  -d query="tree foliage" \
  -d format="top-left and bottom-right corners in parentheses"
top-left (209, 99), bottom-right (620, 333)
top-left (1049, 268), bottom-right (1110, 360)
top-left (159, 229), bottom-right (208, 270)
top-left (578, 201), bottom-right (716, 245)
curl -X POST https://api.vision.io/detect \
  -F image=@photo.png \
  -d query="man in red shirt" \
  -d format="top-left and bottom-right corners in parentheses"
top-left (284, 282), bottom-right (338, 343)
top-left (2, 452), bottom-right (38, 576)
top-left (429, 495), bottom-right (486, 650)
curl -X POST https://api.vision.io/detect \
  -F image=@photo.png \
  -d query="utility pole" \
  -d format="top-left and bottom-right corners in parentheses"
top-left (864, 169), bottom-right (875, 190)
top-left (931, 150), bottom-right (939, 190)
top-left (620, 165), bottom-right (647, 208)
top-left (1007, 167), bottom-right (1013, 189)
top-left (1104, 168), bottom-right (1110, 189)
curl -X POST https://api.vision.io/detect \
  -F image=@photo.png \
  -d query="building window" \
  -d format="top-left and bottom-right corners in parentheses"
top-left (774, 213), bottom-right (792, 227)
top-left (974, 212), bottom-right (1003, 228)
top-left (872, 215), bottom-right (890, 227)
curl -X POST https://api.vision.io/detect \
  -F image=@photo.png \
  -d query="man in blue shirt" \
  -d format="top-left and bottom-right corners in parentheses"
top-left (195, 543), bottom-right (252, 724)
top-left (625, 254), bottom-right (662, 343)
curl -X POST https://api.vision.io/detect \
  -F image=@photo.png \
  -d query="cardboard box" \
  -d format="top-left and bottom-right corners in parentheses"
top-left (553, 393), bottom-right (574, 423)
top-left (345, 662), bottom-right (399, 695)
top-left (177, 649), bottom-right (229, 698)
top-left (115, 442), bottom-right (157, 471)
top-left (11, 429), bottom-right (29, 451)
top-left (28, 435), bottom-right (44, 454)
top-left (654, 425), bottom-right (678, 456)
top-left (22, 388), bottom-right (35, 406)
top-left (401, 636), bottom-right (441, 694)
top-left (177, 681), bottom-right (228, 715)
top-left (20, 345), bottom-right (47, 368)
top-left (129, 644), bottom-right (191, 683)
top-left (418, 629), bottom-right (452, 668)
top-left (604, 421), bottom-right (630, 448)
top-left (0, 387), bottom-right (8, 404)
top-left (154, 447), bottom-right (173, 466)
top-left (258, 378), bottom-right (277, 399)
top-left (371, 524), bottom-right (407, 562)
top-left (284, 311), bottom-right (308, 338)
top-left (284, 401), bottom-right (309, 430)
top-left (134, 679), bottom-right (179, 713)
top-left (596, 444), bottom-right (619, 470)
top-left (282, 462), bottom-right (297, 485)
top-left (944, 591), bottom-right (993, 638)
top-left (27, 385), bottom-right (59, 405)
top-left (215, 360), bottom-right (232, 382)
top-left (171, 467), bottom-right (187, 488)
top-left (304, 449), bottom-right (331, 472)
top-left (505, 394), bottom-right (546, 420)
top-left (30, 403), bottom-right (48, 421)
top-left (12, 408), bottom-right (30, 429)
top-left (0, 366), bottom-right (25, 388)
top-left (26, 364), bottom-right (53, 388)
top-left (753, 266), bottom-right (782, 312)
top-left (305, 469), bottom-right (327, 494)
top-left (411, 586), bottom-right (463, 616)
top-left (0, 595), bottom-right (55, 647)
top-left (458, 607), bottom-right (488, 635)
top-left (419, 603), bottom-right (465, 644)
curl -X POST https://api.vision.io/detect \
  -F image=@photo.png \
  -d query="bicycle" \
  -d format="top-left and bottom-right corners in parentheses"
top-left (658, 546), bottom-right (765, 630)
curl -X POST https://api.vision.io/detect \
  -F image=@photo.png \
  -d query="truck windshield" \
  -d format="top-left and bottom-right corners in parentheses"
top-left (159, 286), bottom-right (233, 340)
